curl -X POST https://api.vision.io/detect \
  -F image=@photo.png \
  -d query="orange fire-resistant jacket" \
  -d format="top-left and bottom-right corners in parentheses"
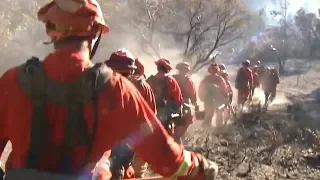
top-left (132, 78), bottom-right (157, 114)
top-left (0, 47), bottom-right (203, 179)
top-left (198, 73), bottom-right (229, 102)
top-left (172, 75), bottom-right (197, 105)
top-left (147, 73), bottom-right (183, 108)
top-left (236, 67), bottom-right (253, 90)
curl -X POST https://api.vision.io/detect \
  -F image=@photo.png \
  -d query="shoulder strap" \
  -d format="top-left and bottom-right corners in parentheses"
top-left (146, 75), bottom-right (168, 97)
top-left (237, 68), bottom-right (247, 82)
top-left (146, 75), bottom-right (169, 107)
top-left (74, 62), bottom-right (112, 173)
top-left (131, 78), bottom-right (143, 93)
top-left (18, 59), bottom-right (111, 106)
top-left (18, 57), bottom-right (112, 173)
top-left (17, 57), bottom-right (48, 169)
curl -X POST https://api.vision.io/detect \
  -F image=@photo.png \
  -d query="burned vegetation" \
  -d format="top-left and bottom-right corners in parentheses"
top-left (185, 96), bottom-right (320, 180)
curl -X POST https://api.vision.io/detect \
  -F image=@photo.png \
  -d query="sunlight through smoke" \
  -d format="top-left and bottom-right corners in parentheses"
top-left (252, 88), bottom-right (266, 104)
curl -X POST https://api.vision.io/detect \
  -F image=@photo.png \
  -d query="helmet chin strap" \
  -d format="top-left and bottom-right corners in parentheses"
top-left (90, 30), bottom-right (102, 60)
top-left (41, 30), bottom-right (102, 58)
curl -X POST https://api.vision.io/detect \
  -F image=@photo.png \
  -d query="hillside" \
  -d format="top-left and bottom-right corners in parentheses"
top-left (184, 60), bottom-right (320, 179)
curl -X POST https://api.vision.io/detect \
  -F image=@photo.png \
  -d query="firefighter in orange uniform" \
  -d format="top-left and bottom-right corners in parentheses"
top-left (103, 49), bottom-right (157, 179)
top-left (269, 68), bottom-right (280, 101)
top-left (262, 67), bottom-right (280, 105)
top-left (132, 58), bottom-right (146, 79)
top-left (235, 60), bottom-right (254, 106)
top-left (220, 70), bottom-right (233, 123)
top-left (147, 58), bottom-right (183, 109)
top-left (0, 0), bottom-right (218, 180)
top-left (251, 66), bottom-right (260, 97)
top-left (132, 57), bottom-right (157, 114)
top-left (219, 64), bottom-right (226, 72)
top-left (130, 58), bottom-right (154, 178)
top-left (198, 63), bottom-right (229, 127)
top-left (172, 62), bottom-right (199, 143)
top-left (146, 58), bottom-right (183, 137)
top-left (105, 50), bottom-right (157, 114)
top-left (256, 60), bottom-right (261, 67)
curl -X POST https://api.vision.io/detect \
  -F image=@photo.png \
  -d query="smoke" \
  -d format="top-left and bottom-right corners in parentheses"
top-left (246, 0), bottom-right (319, 25)
top-left (246, 0), bottom-right (319, 14)
top-left (252, 88), bottom-right (266, 104)
top-left (94, 28), bottom-right (185, 77)
top-left (270, 91), bottom-right (291, 105)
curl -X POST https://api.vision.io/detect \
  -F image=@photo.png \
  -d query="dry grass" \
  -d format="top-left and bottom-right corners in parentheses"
top-left (185, 101), bottom-right (320, 180)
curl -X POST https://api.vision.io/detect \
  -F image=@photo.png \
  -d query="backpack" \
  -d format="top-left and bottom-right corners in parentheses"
top-left (146, 75), bottom-right (182, 125)
top-left (172, 75), bottom-right (188, 100)
top-left (146, 75), bottom-right (169, 108)
top-left (172, 75), bottom-right (193, 121)
top-left (17, 57), bottom-right (113, 174)
top-left (201, 76), bottom-right (224, 104)
top-left (207, 82), bottom-right (222, 101)
top-left (235, 68), bottom-right (249, 89)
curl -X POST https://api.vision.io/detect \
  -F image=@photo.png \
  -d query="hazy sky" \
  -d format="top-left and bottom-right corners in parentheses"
top-left (246, 0), bottom-right (319, 13)
top-left (246, 0), bottom-right (319, 24)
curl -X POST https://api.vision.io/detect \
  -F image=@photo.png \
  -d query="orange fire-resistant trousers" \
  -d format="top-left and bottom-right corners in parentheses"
top-left (237, 88), bottom-right (251, 105)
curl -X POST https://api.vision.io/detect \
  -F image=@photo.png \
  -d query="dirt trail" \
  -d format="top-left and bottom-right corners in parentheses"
top-left (184, 62), bottom-right (320, 180)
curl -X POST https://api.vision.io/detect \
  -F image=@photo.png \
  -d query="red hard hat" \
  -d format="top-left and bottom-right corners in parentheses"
top-left (242, 60), bottom-right (250, 66)
top-left (176, 62), bottom-right (191, 71)
top-left (38, 0), bottom-right (109, 41)
top-left (105, 49), bottom-right (137, 71)
top-left (155, 58), bottom-right (172, 71)
top-left (219, 64), bottom-right (226, 71)
top-left (220, 70), bottom-right (228, 78)
top-left (208, 63), bottom-right (220, 74)
top-left (134, 58), bottom-right (145, 76)
top-left (271, 67), bottom-right (277, 72)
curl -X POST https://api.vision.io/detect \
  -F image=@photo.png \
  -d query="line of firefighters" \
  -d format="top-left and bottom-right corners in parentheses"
top-left (98, 51), bottom-right (281, 179)
top-left (0, 0), bottom-right (280, 180)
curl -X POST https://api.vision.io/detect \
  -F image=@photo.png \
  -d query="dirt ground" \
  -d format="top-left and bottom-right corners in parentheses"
top-left (184, 103), bottom-right (320, 180)
top-left (183, 60), bottom-right (320, 180)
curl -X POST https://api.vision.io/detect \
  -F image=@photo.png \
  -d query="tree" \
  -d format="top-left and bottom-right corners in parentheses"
top-left (160, 0), bottom-right (250, 73)
top-left (270, 0), bottom-right (290, 73)
top-left (0, 0), bottom-right (252, 75)
top-left (127, 0), bottom-right (171, 59)
top-left (98, 0), bottom-right (172, 60)
top-left (0, 0), bottom-right (47, 72)
top-left (294, 8), bottom-right (320, 59)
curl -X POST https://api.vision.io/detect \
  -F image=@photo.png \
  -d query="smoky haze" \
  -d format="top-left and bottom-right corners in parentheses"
top-left (0, 0), bottom-right (319, 76)
top-left (246, 0), bottom-right (319, 25)
top-left (0, 0), bottom-right (186, 77)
